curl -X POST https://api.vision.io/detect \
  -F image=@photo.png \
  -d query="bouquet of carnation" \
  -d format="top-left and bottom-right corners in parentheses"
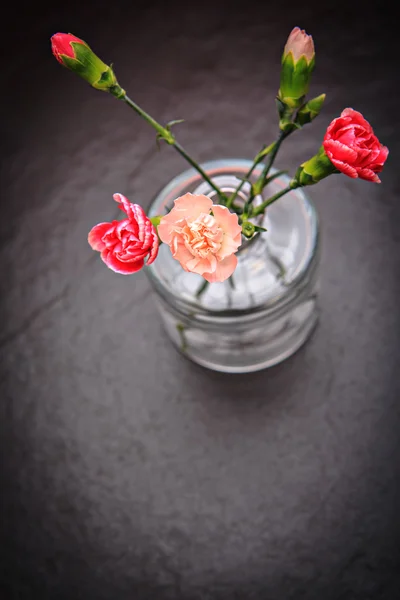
top-left (51, 28), bottom-right (388, 373)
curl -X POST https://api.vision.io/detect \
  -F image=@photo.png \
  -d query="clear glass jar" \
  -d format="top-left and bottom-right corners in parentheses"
top-left (146, 159), bottom-right (319, 373)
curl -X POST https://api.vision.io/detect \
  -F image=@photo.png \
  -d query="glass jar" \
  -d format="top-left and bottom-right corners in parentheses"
top-left (146, 159), bottom-right (319, 373)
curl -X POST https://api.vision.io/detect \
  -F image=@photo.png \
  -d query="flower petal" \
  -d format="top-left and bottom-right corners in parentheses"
top-left (88, 222), bottom-right (115, 251)
top-left (158, 218), bottom-right (178, 245)
top-left (101, 249), bottom-right (145, 274)
top-left (341, 108), bottom-right (373, 133)
top-left (186, 254), bottom-right (217, 276)
top-left (372, 145), bottom-right (389, 168)
top-left (328, 157), bottom-right (358, 178)
top-left (171, 240), bottom-right (196, 271)
top-left (209, 205), bottom-right (241, 259)
top-left (357, 168), bottom-right (381, 183)
top-left (162, 193), bottom-right (213, 223)
top-left (203, 254), bottom-right (238, 283)
top-left (211, 205), bottom-right (242, 237)
top-left (158, 194), bottom-right (213, 245)
top-left (146, 229), bottom-right (159, 265)
top-left (113, 193), bottom-right (132, 216)
top-left (131, 203), bottom-right (150, 243)
top-left (323, 139), bottom-right (358, 163)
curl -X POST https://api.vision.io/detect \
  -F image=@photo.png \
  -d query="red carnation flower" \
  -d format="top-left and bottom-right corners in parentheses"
top-left (323, 108), bottom-right (388, 183)
top-left (88, 194), bottom-right (159, 275)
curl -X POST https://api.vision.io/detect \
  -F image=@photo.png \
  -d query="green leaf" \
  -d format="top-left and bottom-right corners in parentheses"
top-left (296, 93), bottom-right (326, 126)
top-left (276, 97), bottom-right (286, 119)
top-left (255, 142), bottom-right (275, 162)
top-left (264, 170), bottom-right (288, 186)
top-left (166, 119), bottom-right (185, 129)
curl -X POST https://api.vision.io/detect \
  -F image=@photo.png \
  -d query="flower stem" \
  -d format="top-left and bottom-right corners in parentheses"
top-left (122, 94), bottom-right (173, 140)
top-left (252, 185), bottom-right (293, 216)
top-left (227, 130), bottom-right (289, 213)
top-left (121, 94), bottom-right (226, 203)
top-left (226, 160), bottom-right (260, 209)
top-left (195, 278), bottom-right (210, 298)
top-left (257, 130), bottom-right (288, 186)
top-left (173, 141), bottom-right (227, 203)
top-left (226, 142), bottom-right (275, 210)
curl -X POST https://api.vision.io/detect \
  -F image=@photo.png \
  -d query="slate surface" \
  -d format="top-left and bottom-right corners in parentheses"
top-left (1, 1), bottom-right (400, 598)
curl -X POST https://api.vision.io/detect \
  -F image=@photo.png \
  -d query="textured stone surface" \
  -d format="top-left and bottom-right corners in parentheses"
top-left (1, 1), bottom-right (400, 599)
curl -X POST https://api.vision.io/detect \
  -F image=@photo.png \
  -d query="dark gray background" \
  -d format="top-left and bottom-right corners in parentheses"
top-left (1, 1), bottom-right (399, 598)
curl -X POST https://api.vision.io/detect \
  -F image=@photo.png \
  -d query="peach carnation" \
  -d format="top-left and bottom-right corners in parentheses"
top-left (157, 193), bottom-right (242, 283)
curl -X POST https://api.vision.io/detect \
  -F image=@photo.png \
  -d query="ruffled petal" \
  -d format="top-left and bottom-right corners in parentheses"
top-left (328, 156), bottom-right (358, 178)
top-left (113, 192), bottom-right (132, 216)
top-left (357, 168), bottom-right (381, 183)
top-left (130, 203), bottom-right (149, 243)
top-left (341, 108), bottom-right (373, 133)
top-left (337, 127), bottom-right (356, 146)
top-left (203, 254), bottom-right (238, 283)
top-left (171, 239), bottom-right (196, 269)
top-left (186, 254), bottom-right (216, 276)
top-left (146, 229), bottom-right (159, 265)
top-left (211, 205), bottom-right (242, 259)
top-left (211, 205), bottom-right (242, 237)
top-left (88, 222), bottom-right (115, 251)
top-left (160, 193), bottom-right (213, 228)
top-left (101, 249), bottom-right (145, 274)
top-left (324, 116), bottom-right (352, 141)
top-left (323, 139), bottom-right (358, 163)
top-left (374, 144), bottom-right (389, 166)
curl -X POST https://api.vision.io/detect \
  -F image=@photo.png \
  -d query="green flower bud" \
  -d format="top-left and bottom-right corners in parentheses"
top-left (278, 27), bottom-right (315, 109)
top-left (296, 94), bottom-right (326, 126)
top-left (242, 221), bottom-right (256, 238)
top-left (51, 33), bottom-right (125, 98)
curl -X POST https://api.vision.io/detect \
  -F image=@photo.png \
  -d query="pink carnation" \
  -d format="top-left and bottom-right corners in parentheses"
top-left (158, 193), bottom-right (242, 283)
top-left (323, 108), bottom-right (388, 183)
top-left (284, 27), bottom-right (314, 63)
top-left (88, 193), bottom-right (159, 274)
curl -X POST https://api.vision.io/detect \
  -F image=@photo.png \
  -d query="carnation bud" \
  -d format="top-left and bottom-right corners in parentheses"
top-left (291, 146), bottom-right (338, 186)
top-left (242, 221), bottom-right (256, 238)
top-left (278, 27), bottom-right (315, 110)
top-left (296, 94), bottom-right (326, 126)
top-left (51, 33), bottom-right (125, 98)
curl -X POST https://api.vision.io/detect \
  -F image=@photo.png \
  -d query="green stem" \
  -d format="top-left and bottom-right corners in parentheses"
top-left (226, 160), bottom-right (260, 209)
top-left (226, 142), bottom-right (275, 210)
top-left (252, 184), bottom-right (294, 216)
top-left (123, 94), bottom-right (171, 140)
top-left (228, 130), bottom-right (290, 213)
top-left (173, 141), bottom-right (227, 203)
top-left (195, 278), bottom-right (210, 298)
top-left (258, 130), bottom-right (287, 185)
top-left (121, 94), bottom-right (226, 203)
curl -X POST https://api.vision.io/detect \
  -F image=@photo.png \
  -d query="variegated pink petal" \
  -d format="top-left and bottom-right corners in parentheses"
top-left (341, 108), bottom-right (373, 133)
top-left (357, 168), bottom-right (381, 183)
top-left (88, 222), bottom-right (115, 251)
top-left (146, 228), bottom-right (159, 265)
top-left (328, 157), bottom-right (358, 178)
top-left (323, 139), bottom-right (358, 163)
top-left (100, 249), bottom-right (145, 274)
